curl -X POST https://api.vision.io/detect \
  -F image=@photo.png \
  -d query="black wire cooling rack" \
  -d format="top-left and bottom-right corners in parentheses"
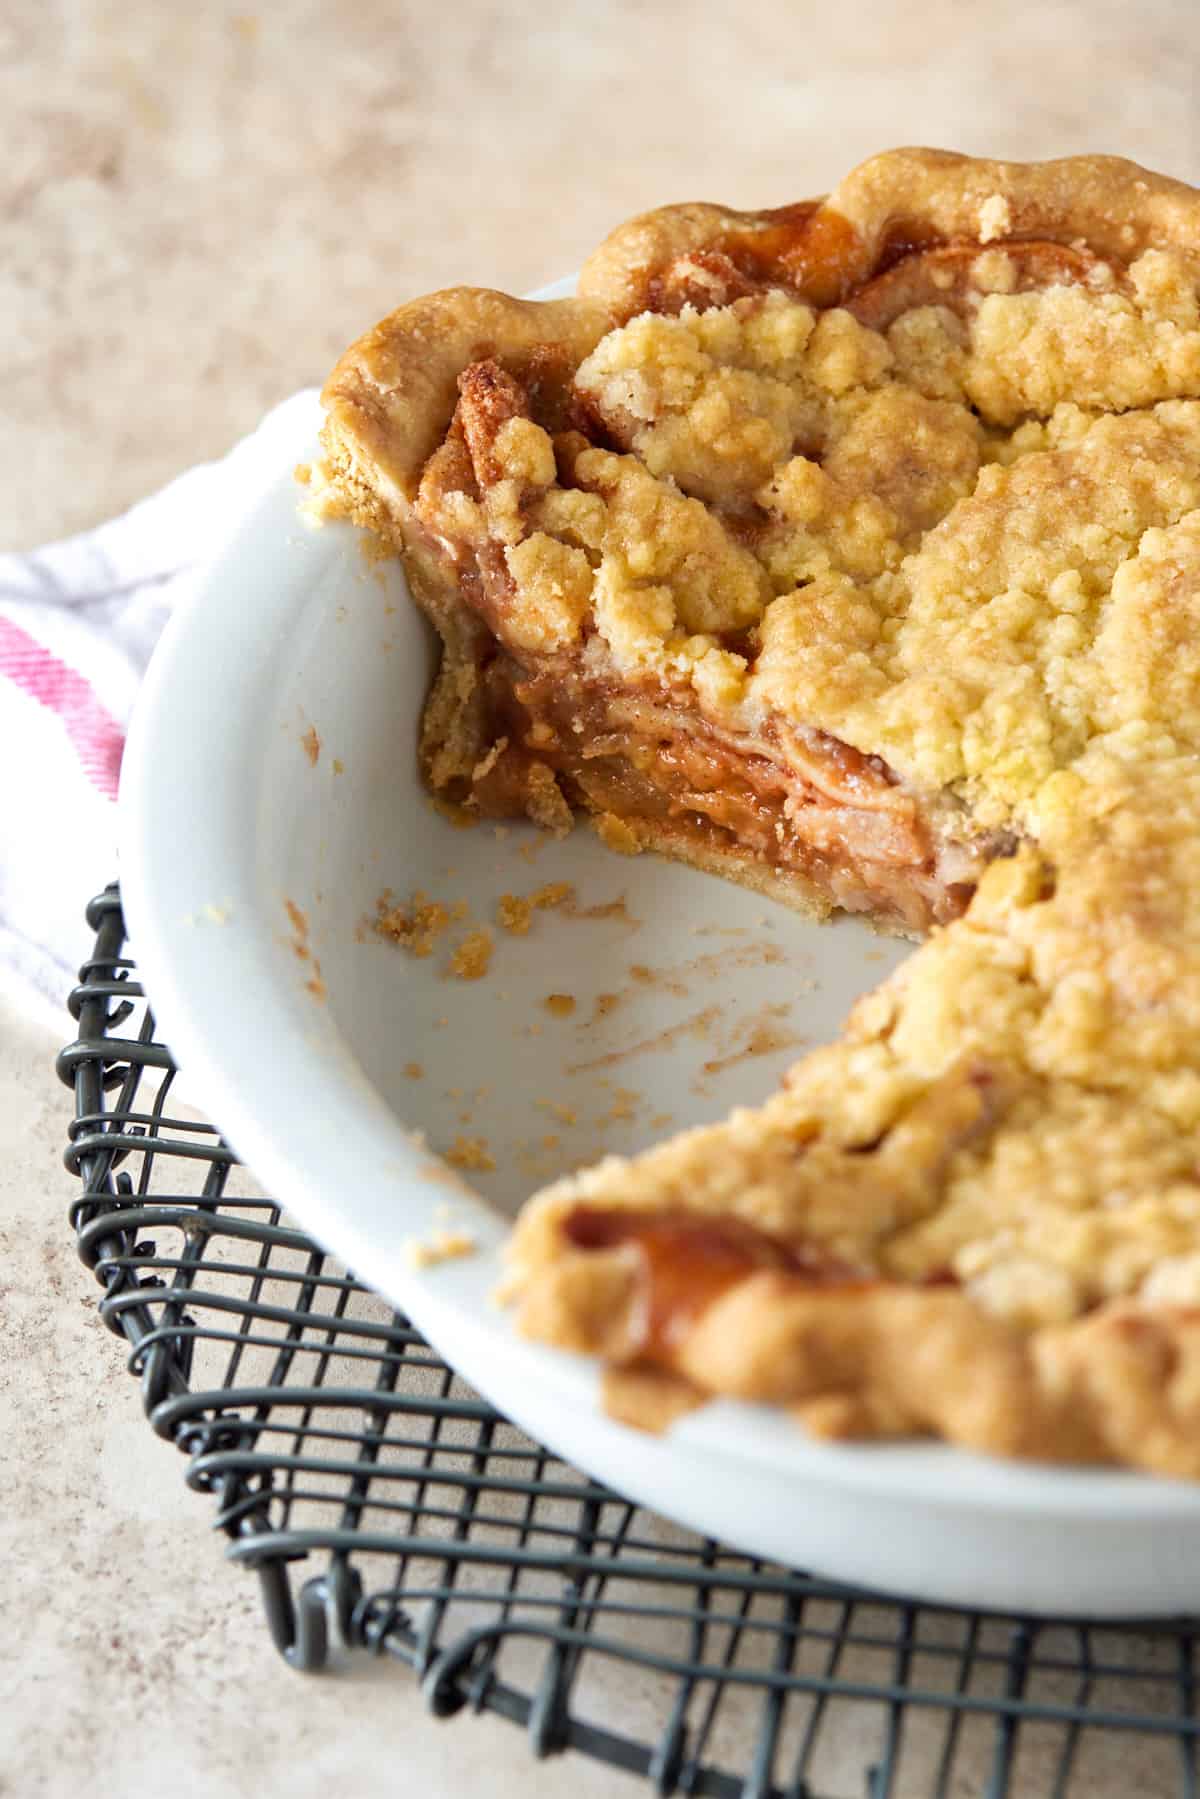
top-left (58, 885), bottom-right (1200, 1799)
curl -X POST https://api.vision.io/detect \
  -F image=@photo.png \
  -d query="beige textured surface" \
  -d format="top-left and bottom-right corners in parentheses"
top-left (0, 1010), bottom-right (643, 1799)
top-left (3, 1), bottom-right (1200, 1793)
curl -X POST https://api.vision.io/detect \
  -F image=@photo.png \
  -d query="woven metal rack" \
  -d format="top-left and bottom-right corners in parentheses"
top-left (59, 885), bottom-right (1200, 1799)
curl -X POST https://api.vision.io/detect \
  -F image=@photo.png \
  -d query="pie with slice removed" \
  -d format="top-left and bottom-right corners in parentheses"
top-left (318, 149), bottom-right (1200, 1476)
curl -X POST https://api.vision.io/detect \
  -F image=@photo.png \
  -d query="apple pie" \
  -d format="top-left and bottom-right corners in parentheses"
top-left (318, 150), bottom-right (1200, 1476)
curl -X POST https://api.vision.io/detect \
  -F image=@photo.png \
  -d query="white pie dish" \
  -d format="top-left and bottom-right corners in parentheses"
top-left (119, 291), bottom-right (1200, 1618)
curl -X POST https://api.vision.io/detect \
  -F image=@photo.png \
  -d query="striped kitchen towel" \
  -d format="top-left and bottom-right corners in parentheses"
top-left (0, 391), bottom-right (317, 1033)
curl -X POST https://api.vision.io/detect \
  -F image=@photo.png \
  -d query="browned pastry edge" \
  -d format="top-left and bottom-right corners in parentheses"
top-left (322, 290), bottom-right (614, 500)
top-left (578, 147), bottom-right (1200, 314)
top-left (321, 151), bottom-right (1200, 512)
top-left (515, 1222), bottom-right (1200, 1477)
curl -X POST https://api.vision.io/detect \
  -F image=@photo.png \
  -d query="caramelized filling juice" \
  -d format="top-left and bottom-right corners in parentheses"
top-left (563, 1206), bottom-right (866, 1361)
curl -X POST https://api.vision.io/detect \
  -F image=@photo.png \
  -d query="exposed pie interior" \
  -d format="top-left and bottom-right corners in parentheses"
top-left (316, 149), bottom-right (1200, 1477)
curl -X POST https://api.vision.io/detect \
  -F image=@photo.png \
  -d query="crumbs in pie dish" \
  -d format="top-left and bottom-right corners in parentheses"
top-left (315, 148), bottom-right (1200, 1476)
top-left (402, 1225), bottom-right (478, 1268)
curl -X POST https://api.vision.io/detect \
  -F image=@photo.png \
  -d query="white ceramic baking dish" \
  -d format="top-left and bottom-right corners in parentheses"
top-left (120, 288), bottom-right (1200, 1617)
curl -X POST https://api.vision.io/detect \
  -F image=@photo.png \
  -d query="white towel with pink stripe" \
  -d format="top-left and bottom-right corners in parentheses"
top-left (1, 392), bottom-right (317, 1034)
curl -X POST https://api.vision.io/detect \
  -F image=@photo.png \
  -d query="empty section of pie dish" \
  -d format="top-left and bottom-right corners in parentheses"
top-left (120, 377), bottom-right (1200, 1615)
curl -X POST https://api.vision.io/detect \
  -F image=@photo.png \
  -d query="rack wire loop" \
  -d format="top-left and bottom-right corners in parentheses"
top-left (60, 885), bottom-right (1200, 1799)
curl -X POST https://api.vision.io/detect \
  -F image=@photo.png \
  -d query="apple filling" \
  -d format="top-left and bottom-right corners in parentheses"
top-left (402, 351), bottom-right (1004, 934)
top-left (447, 650), bottom-right (989, 932)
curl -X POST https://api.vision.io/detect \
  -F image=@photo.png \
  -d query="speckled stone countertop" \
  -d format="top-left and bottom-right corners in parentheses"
top-left (3, 2), bottom-right (1199, 1793)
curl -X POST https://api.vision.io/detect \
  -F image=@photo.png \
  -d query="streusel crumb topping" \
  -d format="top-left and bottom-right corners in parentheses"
top-left (494, 256), bottom-right (1200, 1339)
top-left (413, 263), bottom-right (1200, 836)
